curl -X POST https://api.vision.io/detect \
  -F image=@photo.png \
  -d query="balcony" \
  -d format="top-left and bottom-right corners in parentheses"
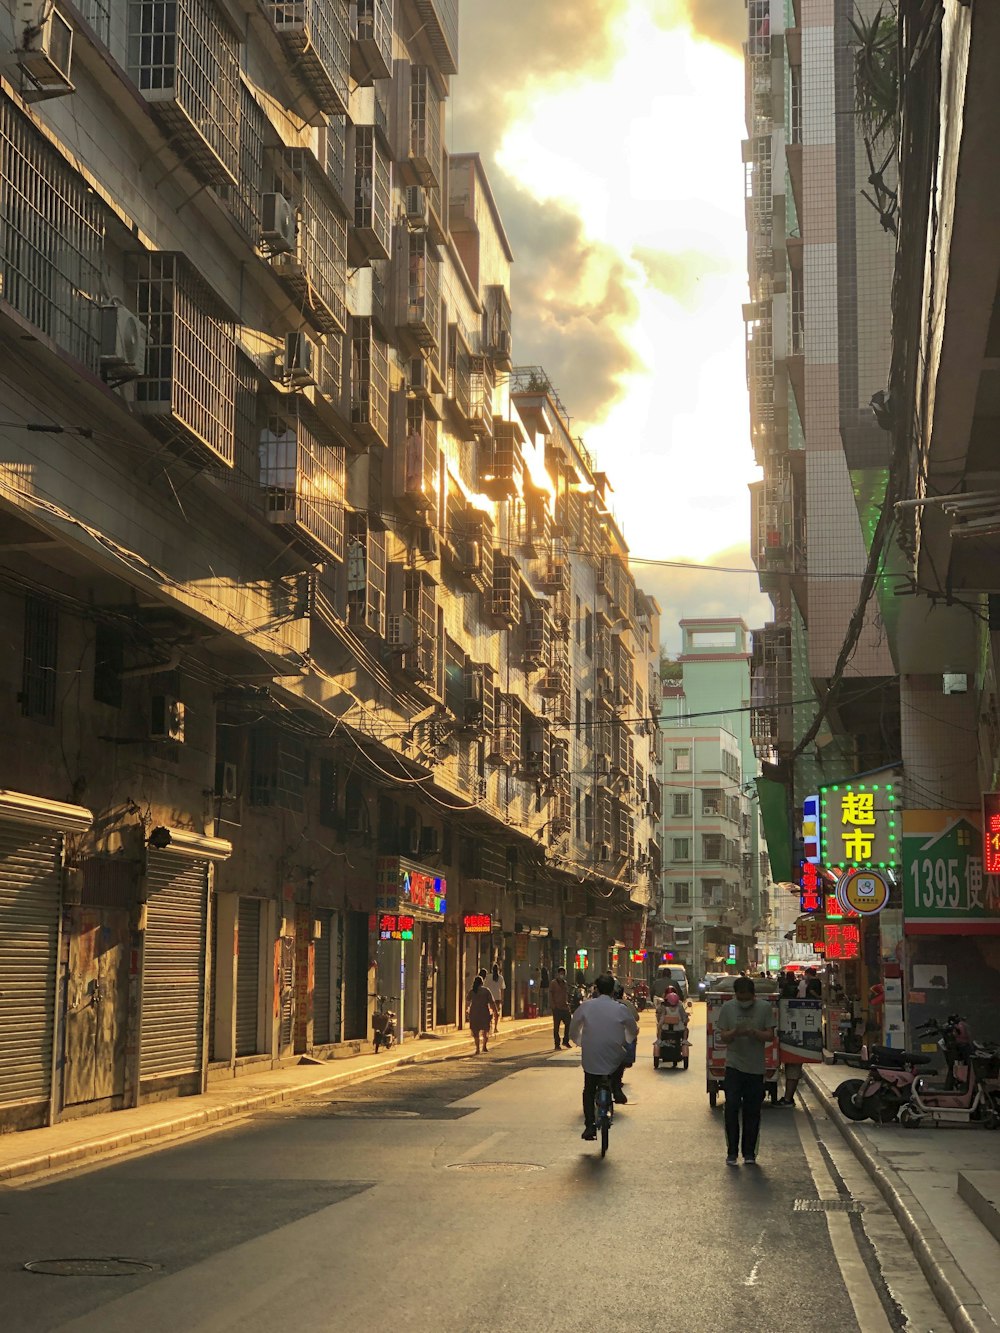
top-left (467, 355), bottom-right (494, 436)
top-left (400, 230), bottom-right (440, 348)
top-left (259, 403), bottom-right (346, 561)
top-left (480, 419), bottom-right (523, 499)
top-left (410, 0), bottom-right (458, 75)
top-left (522, 601), bottom-right (551, 669)
top-left (264, 0), bottom-right (350, 116)
top-left (345, 510), bottom-right (386, 636)
top-left (399, 567), bottom-right (437, 684)
top-left (750, 622), bottom-right (793, 760)
top-left (351, 0), bottom-right (392, 83)
top-left (353, 125), bottom-right (392, 262)
top-left (270, 150), bottom-right (348, 335)
top-left (490, 553), bottom-right (520, 628)
top-left (447, 322), bottom-right (472, 425)
top-left (350, 317), bottom-right (389, 449)
top-left (744, 303), bottom-right (774, 464)
top-left (454, 509), bottom-right (494, 594)
top-left (409, 66), bottom-right (442, 189)
top-left (128, 0), bottom-right (240, 186)
top-left (483, 286), bottom-right (512, 368)
top-left (394, 399), bottom-right (438, 514)
top-left (129, 253), bottom-right (237, 468)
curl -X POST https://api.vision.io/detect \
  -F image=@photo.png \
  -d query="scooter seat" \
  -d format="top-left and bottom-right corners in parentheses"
top-left (870, 1045), bottom-right (931, 1067)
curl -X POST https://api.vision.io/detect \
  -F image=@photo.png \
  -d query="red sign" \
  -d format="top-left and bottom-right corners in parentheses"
top-left (799, 862), bottom-right (824, 914)
top-left (984, 793), bottom-right (1000, 874)
top-left (823, 922), bottom-right (860, 960)
top-left (463, 914), bottom-right (492, 934)
top-left (825, 894), bottom-right (859, 921)
top-left (379, 913), bottom-right (414, 940)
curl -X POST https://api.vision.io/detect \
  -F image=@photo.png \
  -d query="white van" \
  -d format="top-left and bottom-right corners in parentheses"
top-left (651, 964), bottom-right (690, 1000)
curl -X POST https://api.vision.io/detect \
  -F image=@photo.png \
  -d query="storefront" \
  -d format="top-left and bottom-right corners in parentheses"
top-left (0, 791), bottom-right (92, 1131)
top-left (375, 857), bottom-right (446, 1035)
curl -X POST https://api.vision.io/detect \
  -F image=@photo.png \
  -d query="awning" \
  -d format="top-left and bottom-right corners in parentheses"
top-left (149, 827), bottom-right (232, 861)
top-left (0, 790), bottom-right (92, 833)
top-left (756, 775), bottom-right (793, 883)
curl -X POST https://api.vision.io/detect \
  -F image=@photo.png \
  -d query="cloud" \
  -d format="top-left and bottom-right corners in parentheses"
top-left (630, 546), bottom-right (773, 653)
top-left (659, 0), bottom-right (745, 52)
top-left (632, 245), bottom-right (733, 310)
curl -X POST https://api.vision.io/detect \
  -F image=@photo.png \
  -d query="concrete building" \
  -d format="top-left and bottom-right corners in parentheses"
top-left (0, 0), bottom-right (660, 1132)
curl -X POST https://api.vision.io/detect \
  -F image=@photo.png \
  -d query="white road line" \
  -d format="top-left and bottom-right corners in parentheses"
top-left (451, 1130), bottom-right (508, 1163)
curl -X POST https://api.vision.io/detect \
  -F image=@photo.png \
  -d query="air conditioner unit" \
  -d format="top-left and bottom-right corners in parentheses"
top-left (18, 9), bottom-right (74, 89)
top-left (216, 761), bottom-right (238, 800)
top-left (283, 332), bottom-right (317, 387)
top-left (150, 695), bottom-right (185, 743)
top-left (495, 329), bottom-right (512, 358)
top-left (99, 304), bottom-right (147, 380)
top-left (404, 185), bottom-right (428, 225)
top-left (457, 538), bottom-right (481, 574)
top-left (704, 804), bottom-right (719, 816)
top-left (416, 525), bottom-right (440, 560)
top-left (262, 192), bottom-right (297, 254)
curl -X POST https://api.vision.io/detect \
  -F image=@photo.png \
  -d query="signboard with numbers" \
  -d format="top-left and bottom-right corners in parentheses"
top-left (902, 809), bottom-right (1000, 934)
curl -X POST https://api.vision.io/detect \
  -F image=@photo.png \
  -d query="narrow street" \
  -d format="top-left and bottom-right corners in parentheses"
top-left (0, 1011), bottom-right (946, 1333)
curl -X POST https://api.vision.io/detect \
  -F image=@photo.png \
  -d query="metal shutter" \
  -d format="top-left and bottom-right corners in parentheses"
top-left (313, 910), bottom-right (332, 1045)
top-left (208, 892), bottom-right (218, 1062)
top-left (140, 852), bottom-right (207, 1079)
top-left (235, 897), bottom-right (260, 1057)
top-left (0, 822), bottom-right (61, 1106)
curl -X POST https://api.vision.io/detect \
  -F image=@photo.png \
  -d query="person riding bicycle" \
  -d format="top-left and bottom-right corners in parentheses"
top-left (569, 973), bottom-right (638, 1140)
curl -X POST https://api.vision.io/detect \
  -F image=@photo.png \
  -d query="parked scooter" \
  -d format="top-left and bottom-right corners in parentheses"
top-left (372, 996), bottom-right (397, 1052)
top-left (835, 1039), bottom-right (933, 1123)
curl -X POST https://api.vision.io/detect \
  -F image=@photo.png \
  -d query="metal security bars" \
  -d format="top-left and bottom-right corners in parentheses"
top-left (410, 0), bottom-right (458, 76)
top-left (219, 83), bottom-right (265, 242)
top-left (345, 510), bottom-right (386, 635)
top-left (744, 304), bottom-right (774, 460)
top-left (402, 229), bottom-right (439, 347)
top-left (353, 0), bottom-right (392, 82)
top-left (265, 0), bottom-right (350, 116)
top-left (409, 66), bottom-right (442, 188)
top-left (259, 402), bottom-right (346, 561)
top-left (79, 0), bottom-right (112, 45)
top-left (21, 596), bottom-right (58, 722)
top-left (354, 125), bottom-right (391, 261)
top-left (129, 253), bottom-right (237, 466)
top-left (0, 93), bottom-right (105, 371)
top-left (128, 0), bottom-right (240, 187)
top-left (394, 398), bottom-right (438, 513)
top-left (350, 316), bottom-right (389, 447)
top-left (270, 149), bottom-right (348, 335)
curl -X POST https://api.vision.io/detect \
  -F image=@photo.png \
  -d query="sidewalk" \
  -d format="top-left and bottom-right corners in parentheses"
top-left (806, 1061), bottom-right (1000, 1333)
top-left (0, 1018), bottom-right (552, 1186)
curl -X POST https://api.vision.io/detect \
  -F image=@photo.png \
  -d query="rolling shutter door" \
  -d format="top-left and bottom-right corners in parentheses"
top-left (140, 852), bottom-right (208, 1080)
top-left (235, 897), bottom-right (260, 1057)
top-left (313, 910), bottom-right (332, 1045)
top-left (0, 823), bottom-right (61, 1107)
top-left (208, 892), bottom-right (218, 1062)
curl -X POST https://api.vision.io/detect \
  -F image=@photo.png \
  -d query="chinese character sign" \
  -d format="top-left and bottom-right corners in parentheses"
top-left (823, 923), bottom-right (860, 960)
top-left (903, 809), bottom-right (1000, 933)
top-left (799, 861), bottom-right (824, 914)
top-left (984, 794), bottom-right (1000, 874)
top-left (819, 778), bottom-right (899, 870)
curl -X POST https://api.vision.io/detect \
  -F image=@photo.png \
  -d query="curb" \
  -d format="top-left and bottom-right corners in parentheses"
top-left (804, 1067), bottom-right (1000, 1333)
top-left (0, 1019), bottom-right (554, 1186)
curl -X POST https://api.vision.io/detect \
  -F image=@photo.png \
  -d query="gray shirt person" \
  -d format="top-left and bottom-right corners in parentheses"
top-left (717, 996), bottom-right (775, 1075)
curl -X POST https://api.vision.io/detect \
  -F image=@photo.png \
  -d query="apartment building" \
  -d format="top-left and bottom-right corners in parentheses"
top-left (0, 0), bottom-right (660, 1132)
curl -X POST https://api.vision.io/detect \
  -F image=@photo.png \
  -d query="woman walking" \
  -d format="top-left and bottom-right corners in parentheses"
top-left (467, 975), bottom-right (499, 1054)
top-left (485, 962), bottom-right (505, 1033)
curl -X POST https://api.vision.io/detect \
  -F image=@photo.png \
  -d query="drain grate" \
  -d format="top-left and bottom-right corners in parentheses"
top-left (793, 1198), bottom-right (864, 1214)
top-left (447, 1162), bottom-right (544, 1173)
top-left (24, 1257), bottom-right (158, 1278)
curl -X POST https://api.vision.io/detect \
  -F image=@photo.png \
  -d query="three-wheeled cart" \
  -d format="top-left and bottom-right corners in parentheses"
top-left (705, 985), bottom-right (780, 1107)
top-left (653, 1003), bottom-right (690, 1069)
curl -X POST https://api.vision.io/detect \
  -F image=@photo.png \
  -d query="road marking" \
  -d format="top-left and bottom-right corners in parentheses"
top-left (743, 1228), bottom-right (767, 1287)
top-left (451, 1130), bottom-right (507, 1163)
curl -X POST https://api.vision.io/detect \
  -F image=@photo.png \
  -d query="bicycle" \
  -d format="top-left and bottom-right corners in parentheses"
top-left (594, 1075), bottom-right (614, 1157)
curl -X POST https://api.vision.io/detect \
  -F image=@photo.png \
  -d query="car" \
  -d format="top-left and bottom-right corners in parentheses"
top-left (651, 963), bottom-right (690, 1000)
top-left (697, 972), bottom-right (729, 998)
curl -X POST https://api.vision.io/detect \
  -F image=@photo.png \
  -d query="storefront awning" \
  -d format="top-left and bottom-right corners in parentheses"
top-left (0, 789), bottom-right (92, 833)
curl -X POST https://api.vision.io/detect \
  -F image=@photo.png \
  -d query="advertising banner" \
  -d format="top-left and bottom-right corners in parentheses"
top-left (902, 809), bottom-right (1000, 934)
top-left (778, 998), bottom-right (823, 1063)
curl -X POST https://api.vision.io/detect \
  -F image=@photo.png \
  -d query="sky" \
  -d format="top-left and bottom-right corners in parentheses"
top-left (451, 0), bottom-right (772, 652)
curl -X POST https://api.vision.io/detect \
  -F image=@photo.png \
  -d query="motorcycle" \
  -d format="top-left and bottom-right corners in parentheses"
top-left (835, 1040), bottom-right (932, 1123)
top-left (372, 996), bottom-right (397, 1052)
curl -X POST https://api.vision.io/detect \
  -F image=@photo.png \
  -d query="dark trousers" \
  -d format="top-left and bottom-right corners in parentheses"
top-left (553, 1008), bottom-right (570, 1047)
top-left (723, 1067), bottom-right (765, 1158)
top-left (582, 1070), bottom-right (603, 1128)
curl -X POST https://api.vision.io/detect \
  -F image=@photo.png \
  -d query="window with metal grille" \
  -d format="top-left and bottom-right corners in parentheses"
top-left (672, 793), bottom-right (690, 817)
top-left (345, 511), bottom-right (386, 634)
top-left (249, 725), bottom-right (307, 811)
top-left (409, 66), bottom-right (441, 186)
top-left (354, 125), bottom-right (391, 258)
top-left (93, 623), bottom-right (124, 708)
top-left (350, 316), bottom-right (389, 446)
top-left (265, 0), bottom-right (349, 115)
top-left (220, 83), bottom-right (265, 241)
top-left (0, 93), bottom-right (105, 370)
top-left (128, 0), bottom-right (240, 187)
top-left (259, 404), bottom-right (346, 561)
top-left (702, 834), bottom-right (725, 862)
top-left (21, 597), bottom-right (58, 722)
top-left (672, 748), bottom-right (691, 773)
top-left (270, 148), bottom-right (348, 334)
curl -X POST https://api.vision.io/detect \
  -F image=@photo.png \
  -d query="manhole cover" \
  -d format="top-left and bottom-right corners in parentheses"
top-left (793, 1198), bottom-right (864, 1214)
top-left (329, 1108), bottom-right (420, 1118)
top-left (24, 1257), bottom-right (158, 1278)
top-left (447, 1162), bottom-right (544, 1173)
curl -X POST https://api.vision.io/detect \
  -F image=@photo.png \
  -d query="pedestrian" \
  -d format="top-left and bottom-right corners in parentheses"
top-left (540, 964), bottom-right (550, 1016)
top-left (484, 962), bottom-right (505, 1033)
top-left (717, 976), bottom-right (776, 1165)
top-left (467, 975), bottom-right (498, 1054)
top-left (777, 970), bottom-right (801, 1106)
top-left (570, 974), bottom-right (638, 1137)
top-left (549, 965), bottom-right (572, 1050)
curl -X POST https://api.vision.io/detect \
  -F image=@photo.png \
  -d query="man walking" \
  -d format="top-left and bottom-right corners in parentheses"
top-left (549, 966), bottom-right (572, 1050)
top-left (716, 976), bottom-right (775, 1165)
top-left (569, 974), bottom-right (638, 1139)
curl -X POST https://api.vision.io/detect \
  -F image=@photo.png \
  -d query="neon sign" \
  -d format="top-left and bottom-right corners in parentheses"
top-left (379, 914), bottom-right (414, 941)
top-left (984, 793), bottom-right (1000, 875)
top-left (463, 914), bottom-right (492, 934)
top-left (799, 862), bottom-right (824, 914)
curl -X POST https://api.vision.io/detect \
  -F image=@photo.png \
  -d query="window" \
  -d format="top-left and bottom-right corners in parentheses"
top-left (672, 793), bottom-right (690, 817)
top-left (575, 787), bottom-right (582, 838)
top-left (575, 595), bottom-right (582, 645)
top-left (701, 878), bottom-right (724, 908)
top-left (584, 610), bottom-right (593, 657)
top-left (674, 882), bottom-right (690, 906)
top-left (93, 623), bottom-right (124, 708)
top-left (671, 838), bottom-right (690, 861)
top-left (672, 748), bottom-right (691, 772)
top-left (701, 788), bottom-right (723, 816)
top-left (702, 834), bottom-right (725, 861)
top-left (584, 793), bottom-right (594, 843)
top-left (21, 597), bottom-right (58, 722)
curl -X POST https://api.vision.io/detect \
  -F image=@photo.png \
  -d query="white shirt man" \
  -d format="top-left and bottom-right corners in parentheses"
top-left (569, 978), bottom-right (639, 1137)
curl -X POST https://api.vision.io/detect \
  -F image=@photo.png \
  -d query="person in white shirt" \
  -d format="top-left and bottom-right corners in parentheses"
top-left (484, 963), bottom-right (505, 1033)
top-left (569, 974), bottom-right (638, 1140)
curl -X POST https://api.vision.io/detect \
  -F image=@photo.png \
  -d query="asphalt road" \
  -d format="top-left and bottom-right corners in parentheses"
top-left (0, 1010), bottom-right (938, 1333)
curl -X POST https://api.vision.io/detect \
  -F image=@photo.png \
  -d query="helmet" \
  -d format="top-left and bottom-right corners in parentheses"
top-left (664, 993), bottom-right (680, 1007)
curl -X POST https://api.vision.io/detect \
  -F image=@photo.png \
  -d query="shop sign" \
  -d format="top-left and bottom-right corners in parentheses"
top-left (903, 809), bottom-right (1000, 934)
top-left (796, 917), bottom-right (824, 945)
top-left (379, 913), bottom-right (414, 941)
top-left (463, 913), bottom-right (492, 934)
top-left (375, 857), bottom-right (447, 921)
top-left (778, 998), bottom-right (823, 1063)
top-left (802, 795), bottom-right (821, 863)
top-left (985, 794), bottom-right (1000, 873)
top-left (629, 949), bottom-right (647, 962)
top-left (799, 862), bottom-right (824, 914)
top-left (823, 922), bottom-right (860, 960)
top-left (819, 777), bottom-right (898, 871)
top-left (835, 867), bottom-right (890, 916)
top-left (825, 894), bottom-right (858, 921)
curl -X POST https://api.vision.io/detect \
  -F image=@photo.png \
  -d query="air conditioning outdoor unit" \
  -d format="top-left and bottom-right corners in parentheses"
top-left (18, 9), bottom-right (74, 89)
top-left (284, 332), bottom-right (317, 387)
top-left (495, 329), bottom-right (512, 358)
top-left (262, 192), bottom-right (297, 254)
top-left (404, 185), bottom-right (428, 225)
top-left (416, 525), bottom-right (440, 560)
top-left (216, 761), bottom-right (238, 800)
top-left (100, 304), bottom-right (147, 380)
top-left (150, 694), bottom-right (185, 743)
